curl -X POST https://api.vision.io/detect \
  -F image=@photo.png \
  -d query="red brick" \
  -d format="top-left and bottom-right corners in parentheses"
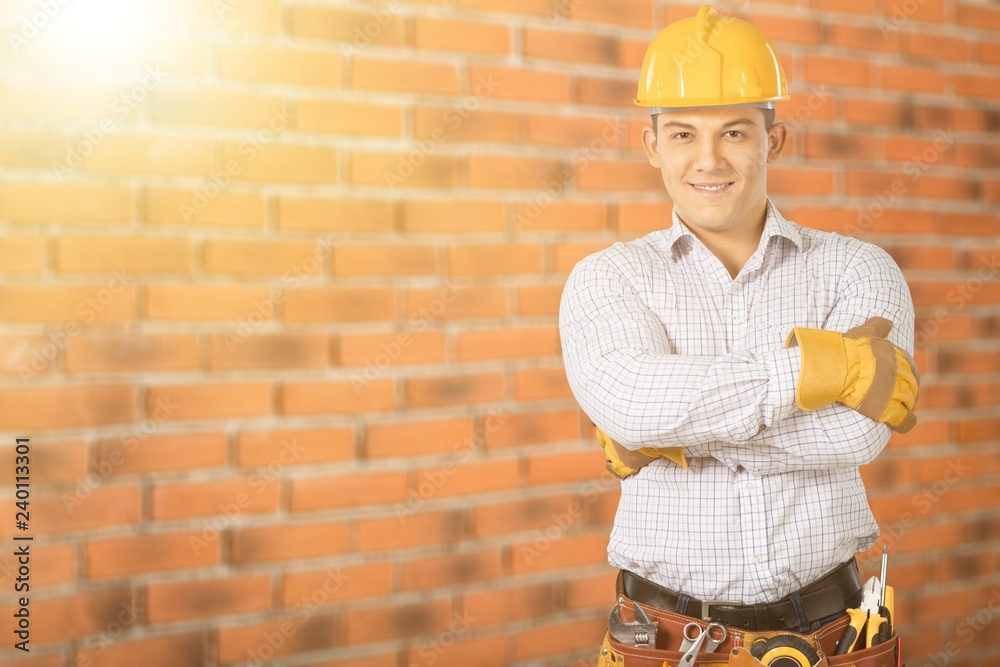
top-left (145, 187), bottom-right (265, 229)
top-left (417, 106), bottom-right (516, 146)
top-left (281, 379), bottom-right (395, 415)
top-left (514, 201), bottom-right (606, 232)
top-left (230, 523), bottom-right (350, 564)
top-left (222, 143), bottom-right (337, 185)
top-left (474, 493), bottom-right (576, 537)
top-left (956, 419), bottom-right (1000, 443)
top-left (402, 200), bottom-right (505, 234)
top-left (768, 167), bottom-right (836, 195)
top-left (511, 531), bottom-right (610, 574)
top-left (405, 636), bottom-right (508, 667)
top-left (405, 372), bottom-right (505, 408)
top-left (74, 632), bottom-right (207, 667)
top-left (96, 433), bottom-right (227, 476)
top-left (27, 485), bottom-right (139, 537)
top-left (289, 5), bottom-right (405, 45)
top-left (216, 613), bottom-right (340, 663)
top-left (553, 241), bottom-right (608, 273)
top-left (338, 331), bottom-right (446, 367)
top-left (405, 285), bottom-right (508, 320)
top-left (353, 150), bottom-right (459, 189)
top-left (510, 615), bottom-right (608, 660)
top-left (0, 283), bottom-right (135, 324)
top-left (956, 3), bottom-right (1000, 31)
top-left (412, 459), bottom-right (521, 501)
top-left (208, 333), bottom-right (328, 370)
top-left (880, 64), bottom-right (946, 94)
top-left (618, 201), bottom-right (673, 233)
top-left (829, 23), bottom-right (900, 53)
top-left (468, 155), bottom-right (565, 190)
top-left (565, 570), bottom-right (619, 610)
top-left (456, 327), bottom-right (560, 361)
top-left (0, 438), bottom-right (85, 483)
top-left (484, 409), bottom-right (581, 449)
top-left (515, 366), bottom-right (574, 401)
top-left (66, 333), bottom-right (199, 373)
top-left (468, 65), bottom-right (570, 103)
top-left (578, 75), bottom-right (635, 107)
top-left (290, 470), bottom-right (407, 512)
top-left (345, 598), bottom-right (454, 645)
top-left (277, 197), bottom-right (394, 233)
top-left (152, 476), bottom-right (279, 520)
top-left (86, 531), bottom-right (218, 579)
top-left (358, 511), bottom-right (465, 551)
top-left (145, 284), bottom-right (275, 321)
top-left (402, 549), bottom-right (503, 591)
top-left (353, 57), bottom-right (459, 95)
top-left (805, 132), bottom-right (876, 160)
top-left (0, 235), bottom-right (45, 274)
top-left (527, 450), bottom-right (610, 486)
top-left (523, 27), bottom-right (618, 65)
top-left (147, 575), bottom-right (271, 623)
top-left (569, 0), bottom-right (652, 27)
top-left (0, 182), bottom-right (131, 223)
top-left (237, 428), bottom-right (354, 467)
top-left (956, 74), bottom-right (1000, 100)
top-left (414, 16), bottom-right (510, 54)
top-left (575, 159), bottom-right (663, 191)
top-left (0, 588), bottom-right (137, 645)
top-left (0, 543), bottom-right (74, 590)
top-left (202, 239), bottom-right (327, 276)
top-left (145, 382), bottom-right (271, 421)
top-left (220, 44), bottom-right (339, 87)
top-left (283, 287), bottom-right (396, 323)
top-left (844, 98), bottom-right (910, 127)
top-left (750, 14), bottom-right (823, 44)
top-left (0, 385), bottom-right (133, 430)
top-left (333, 244), bottom-right (438, 276)
top-left (904, 31), bottom-right (969, 62)
top-left (298, 99), bottom-right (402, 137)
top-left (517, 285), bottom-right (563, 317)
top-left (366, 417), bottom-right (475, 458)
top-left (448, 243), bottom-right (543, 276)
top-left (462, 581), bottom-right (560, 628)
top-left (282, 562), bottom-right (392, 607)
top-left (804, 56), bottom-right (872, 88)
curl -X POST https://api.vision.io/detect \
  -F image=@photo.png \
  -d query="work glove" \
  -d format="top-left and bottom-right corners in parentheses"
top-left (784, 317), bottom-right (920, 433)
top-left (595, 425), bottom-right (687, 480)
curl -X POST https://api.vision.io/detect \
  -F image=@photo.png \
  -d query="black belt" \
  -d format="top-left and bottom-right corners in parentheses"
top-left (616, 559), bottom-right (863, 633)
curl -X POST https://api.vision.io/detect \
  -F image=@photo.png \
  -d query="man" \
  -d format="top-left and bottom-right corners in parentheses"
top-left (559, 6), bottom-right (917, 665)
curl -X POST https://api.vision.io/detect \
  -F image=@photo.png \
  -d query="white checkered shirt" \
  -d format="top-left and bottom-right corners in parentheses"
top-left (559, 200), bottom-right (915, 604)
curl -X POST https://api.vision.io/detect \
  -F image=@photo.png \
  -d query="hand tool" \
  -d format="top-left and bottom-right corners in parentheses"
top-left (748, 634), bottom-right (821, 666)
top-left (608, 598), bottom-right (657, 648)
top-left (870, 546), bottom-right (894, 646)
top-left (678, 621), bottom-right (727, 666)
top-left (834, 575), bottom-right (881, 654)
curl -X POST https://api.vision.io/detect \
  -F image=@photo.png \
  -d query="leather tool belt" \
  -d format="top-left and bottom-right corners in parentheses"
top-left (617, 559), bottom-right (863, 633)
top-left (598, 596), bottom-right (902, 667)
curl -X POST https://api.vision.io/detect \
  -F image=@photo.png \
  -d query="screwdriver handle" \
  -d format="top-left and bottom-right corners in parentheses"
top-left (873, 606), bottom-right (893, 646)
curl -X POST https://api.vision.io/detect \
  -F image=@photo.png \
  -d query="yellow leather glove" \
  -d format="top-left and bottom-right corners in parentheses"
top-left (784, 317), bottom-right (920, 433)
top-left (595, 426), bottom-right (687, 479)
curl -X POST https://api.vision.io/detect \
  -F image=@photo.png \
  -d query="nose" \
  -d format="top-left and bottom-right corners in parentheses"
top-left (693, 136), bottom-right (725, 172)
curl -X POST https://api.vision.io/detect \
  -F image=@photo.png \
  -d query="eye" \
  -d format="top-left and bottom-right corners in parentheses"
top-left (671, 132), bottom-right (692, 140)
top-left (725, 130), bottom-right (744, 138)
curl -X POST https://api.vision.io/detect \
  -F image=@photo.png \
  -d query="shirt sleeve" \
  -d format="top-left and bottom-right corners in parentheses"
top-left (559, 248), bottom-right (802, 450)
top-left (690, 241), bottom-right (915, 474)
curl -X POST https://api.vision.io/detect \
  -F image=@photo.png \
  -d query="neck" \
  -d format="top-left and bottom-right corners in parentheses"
top-left (685, 202), bottom-right (768, 279)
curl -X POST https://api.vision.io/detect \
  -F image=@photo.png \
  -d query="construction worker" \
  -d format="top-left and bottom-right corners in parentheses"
top-left (559, 7), bottom-right (915, 666)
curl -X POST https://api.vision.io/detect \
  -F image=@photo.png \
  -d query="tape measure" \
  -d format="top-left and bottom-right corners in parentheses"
top-left (750, 635), bottom-right (820, 667)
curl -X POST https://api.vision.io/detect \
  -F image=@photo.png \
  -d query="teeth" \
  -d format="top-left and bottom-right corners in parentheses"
top-left (695, 183), bottom-right (728, 191)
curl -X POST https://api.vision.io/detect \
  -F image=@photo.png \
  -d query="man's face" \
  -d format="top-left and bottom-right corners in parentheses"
top-left (641, 107), bottom-right (786, 240)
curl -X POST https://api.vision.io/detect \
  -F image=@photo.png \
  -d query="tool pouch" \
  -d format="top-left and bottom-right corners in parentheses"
top-left (597, 599), bottom-right (901, 667)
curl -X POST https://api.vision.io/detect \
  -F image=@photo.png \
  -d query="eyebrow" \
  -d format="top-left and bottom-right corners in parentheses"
top-left (659, 118), bottom-right (759, 131)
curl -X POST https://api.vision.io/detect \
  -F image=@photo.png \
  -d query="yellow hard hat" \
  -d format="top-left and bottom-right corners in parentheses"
top-left (636, 5), bottom-right (789, 112)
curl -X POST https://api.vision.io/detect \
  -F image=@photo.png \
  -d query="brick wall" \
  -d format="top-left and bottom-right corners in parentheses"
top-left (0, 0), bottom-right (997, 665)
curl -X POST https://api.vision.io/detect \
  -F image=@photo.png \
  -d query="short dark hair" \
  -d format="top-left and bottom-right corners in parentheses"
top-left (651, 107), bottom-right (776, 134)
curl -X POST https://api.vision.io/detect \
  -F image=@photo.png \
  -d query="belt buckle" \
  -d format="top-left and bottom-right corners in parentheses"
top-left (700, 598), bottom-right (742, 621)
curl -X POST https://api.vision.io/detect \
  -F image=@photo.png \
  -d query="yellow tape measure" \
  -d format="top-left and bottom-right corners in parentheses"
top-left (750, 635), bottom-right (820, 667)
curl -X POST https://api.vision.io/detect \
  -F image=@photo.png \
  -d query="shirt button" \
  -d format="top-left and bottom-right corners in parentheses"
top-left (753, 555), bottom-right (761, 564)
top-left (745, 482), bottom-right (753, 491)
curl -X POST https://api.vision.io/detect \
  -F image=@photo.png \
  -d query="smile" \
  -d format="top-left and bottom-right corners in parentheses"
top-left (692, 183), bottom-right (733, 192)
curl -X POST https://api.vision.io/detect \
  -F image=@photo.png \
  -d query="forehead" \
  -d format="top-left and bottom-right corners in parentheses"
top-left (656, 107), bottom-right (766, 130)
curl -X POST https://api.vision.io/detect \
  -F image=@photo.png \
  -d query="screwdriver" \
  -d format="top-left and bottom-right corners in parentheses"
top-left (868, 546), bottom-right (893, 647)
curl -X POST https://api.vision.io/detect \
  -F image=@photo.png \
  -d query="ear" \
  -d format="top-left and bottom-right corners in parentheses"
top-left (641, 124), bottom-right (660, 167)
top-left (766, 121), bottom-right (788, 164)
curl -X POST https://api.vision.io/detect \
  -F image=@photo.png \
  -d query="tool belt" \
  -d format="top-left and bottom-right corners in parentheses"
top-left (598, 597), bottom-right (902, 667)
top-left (601, 561), bottom-right (902, 667)
top-left (617, 559), bottom-right (863, 633)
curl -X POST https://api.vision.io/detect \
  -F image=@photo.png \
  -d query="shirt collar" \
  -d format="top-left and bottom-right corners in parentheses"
top-left (664, 198), bottom-right (803, 254)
